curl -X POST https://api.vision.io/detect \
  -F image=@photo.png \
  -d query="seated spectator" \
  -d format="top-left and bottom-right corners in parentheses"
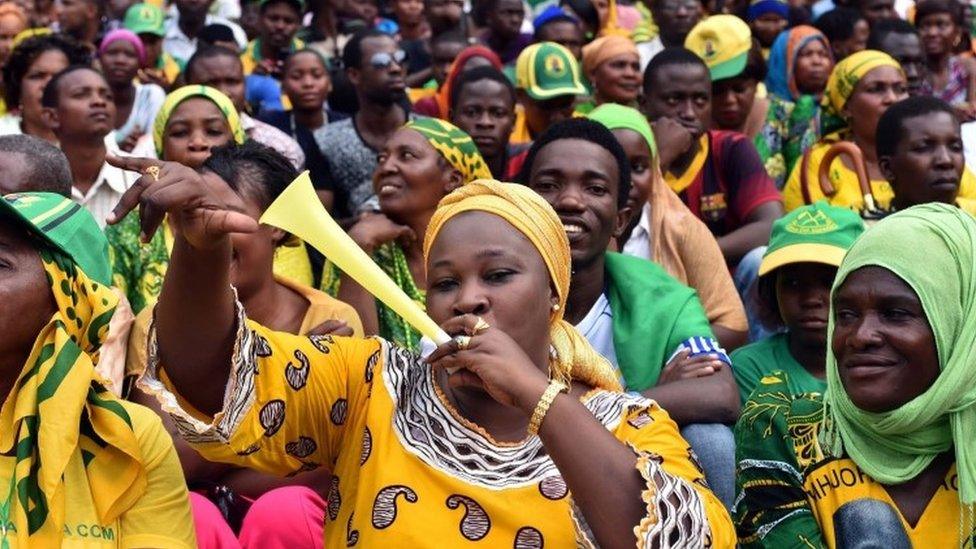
top-left (510, 42), bottom-right (586, 144)
top-left (240, 0), bottom-right (304, 77)
top-left (745, 0), bottom-right (788, 54)
top-left (198, 22), bottom-right (242, 52)
top-left (519, 117), bottom-right (740, 509)
top-left (163, 0), bottom-right (247, 65)
top-left (916, 0), bottom-right (976, 108)
top-left (576, 35), bottom-right (640, 115)
top-left (635, 0), bottom-right (704, 70)
top-left (532, 6), bottom-right (584, 61)
top-left (393, 0), bottom-right (429, 42)
top-left (868, 18), bottom-right (927, 96)
top-left (735, 204), bottom-right (976, 548)
top-left (412, 40), bottom-right (500, 118)
top-left (479, 0), bottom-right (531, 65)
top-left (57, 0), bottom-right (102, 49)
top-left (397, 0), bottom-right (464, 78)
top-left (814, 7), bottom-right (868, 61)
top-left (123, 3), bottom-right (181, 88)
top-left (405, 30), bottom-right (467, 103)
top-left (449, 65), bottom-right (525, 179)
top-left (588, 103), bottom-right (749, 351)
top-left (0, 2), bottom-right (28, 69)
top-left (0, 191), bottom-right (195, 548)
top-left (641, 48), bottom-right (784, 265)
top-left (853, 0), bottom-right (896, 26)
top-left (0, 134), bottom-right (72, 195)
top-left (877, 95), bottom-right (976, 214)
top-left (99, 29), bottom-right (166, 152)
top-left (732, 201), bottom-right (864, 404)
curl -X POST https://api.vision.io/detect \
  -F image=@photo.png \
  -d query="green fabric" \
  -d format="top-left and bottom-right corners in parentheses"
top-left (822, 203), bottom-right (976, 506)
top-left (0, 192), bottom-right (112, 286)
top-left (123, 3), bottom-right (165, 36)
top-left (106, 212), bottom-right (170, 314)
top-left (731, 332), bottom-right (826, 405)
top-left (604, 252), bottom-right (714, 391)
top-left (587, 103), bottom-right (657, 156)
top-left (760, 200), bottom-right (865, 275)
top-left (753, 95), bottom-right (818, 189)
top-left (403, 118), bottom-right (492, 183)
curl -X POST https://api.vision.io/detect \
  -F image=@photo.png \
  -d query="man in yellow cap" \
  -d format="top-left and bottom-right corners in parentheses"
top-left (509, 41), bottom-right (587, 145)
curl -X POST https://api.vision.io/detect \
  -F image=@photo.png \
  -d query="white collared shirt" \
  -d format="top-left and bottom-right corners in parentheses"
top-left (163, 14), bottom-right (247, 64)
top-left (622, 203), bottom-right (652, 260)
top-left (71, 154), bottom-right (139, 228)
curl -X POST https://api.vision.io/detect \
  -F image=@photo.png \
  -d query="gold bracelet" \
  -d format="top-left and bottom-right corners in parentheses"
top-left (527, 381), bottom-right (568, 435)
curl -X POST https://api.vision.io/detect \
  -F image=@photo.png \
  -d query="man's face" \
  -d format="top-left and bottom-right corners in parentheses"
top-left (642, 62), bottom-right (711, 137)
top-left (425, 0), bottom-right (463, 33)
top-left (430, 39), bottom-right (466, 85)
top-left (654, 0), bottom-right (703, 46)
top-left (187, 55), bottom-right (247, 111)
top-left (175, 0), bottom-right (213, 21)
top-left (393, 0), bottom-right (424, 26)
top-left (882, 111), bottom-right (965, 208)
top-left (536, 20), bottom-right (584, 60)
top-left (139, 33), bottom-right (163, 65)
top-left (47, 68), bottom-right (116, 139)
top-left (519, 91), bottom-right (575, 137)
top-left (56, 0), bottom-right (93, 36)
top-left (858, 0), bottom-right (896, 25)
top-left (348, 35), bottom-right (407, 105)
top-left (880, 32), bottom-right (926, 96)
top-left (451, 77), bottom-right (515, 159)
top-left (487, 0), bottom-right (525, 40)
top-left (260, 1), bottom-right (301, 50)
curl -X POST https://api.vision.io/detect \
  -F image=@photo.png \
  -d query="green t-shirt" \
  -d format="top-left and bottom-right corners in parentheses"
top-left (731, 332), bottom-right (826, 405)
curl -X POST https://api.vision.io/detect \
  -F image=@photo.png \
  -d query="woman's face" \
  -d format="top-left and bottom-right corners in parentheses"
top-left (711, 76), bottom-right (757, 130)
top-left (374, 128), bottom-right (459, 221)
top-left (918, 12), bottom-right (958, 58)
top-left (832, 266), bottom-right (939, 413)
top-left (0, 218), bottom-right (55, 384)
top-left (162, 98), bottom-right (234, 169)
top-left (844, 66), bottom-right (907, 142)
top-left (425, 211), bottom-right (555, 356)
top-left (282, 52), bottom-right (331, 112)
top-left (0, 14), bottom-right (27, 64)
top-left (610, 128), bottom-right (653, 212)
top-left (591, 52), bottom-right (642, 104)
top-left (834, 19), bottom-right (869, 60)
top-left (20, 49), bottom-right (69, 121)
top-left (100, 40), bottom-right (142, 87)
top-left (793, 39), bottom-right (832, 95)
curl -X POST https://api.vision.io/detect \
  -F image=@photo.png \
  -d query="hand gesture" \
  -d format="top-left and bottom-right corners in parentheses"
top-left (656, 349), bottom-right (725, 385)
top-left (651, 117), bottom-right (694, 172)
top-left (106, 155), bottom-right (258, 248)
top-left (347, 212), bottom-right (416, 255)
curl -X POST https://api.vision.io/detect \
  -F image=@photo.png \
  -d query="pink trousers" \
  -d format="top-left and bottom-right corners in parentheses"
top-left (191, 486), bottom-right (326, 548)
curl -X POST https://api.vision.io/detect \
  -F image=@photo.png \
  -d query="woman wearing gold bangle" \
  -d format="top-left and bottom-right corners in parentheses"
top-left (107, 153), bottom-right (735, 548)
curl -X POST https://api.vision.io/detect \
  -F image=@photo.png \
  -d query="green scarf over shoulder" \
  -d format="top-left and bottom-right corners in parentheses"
top-left (822, 204), bottom-right (976, 507)
top-left (604, 252), bottom-right (714, 391)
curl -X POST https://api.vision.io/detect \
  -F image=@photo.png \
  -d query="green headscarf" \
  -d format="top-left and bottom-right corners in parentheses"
top-left (822, 203), bottom-right (976, 510)
top-left (587, 103), bottom-right (658, 157)
top-left (403, 118), bottom-right (492, 183)
top-left (152, 85), bottom-right (246, 157)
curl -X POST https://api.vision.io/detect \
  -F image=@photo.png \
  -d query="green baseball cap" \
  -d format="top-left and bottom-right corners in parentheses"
top-left (758, 201), bottom-right (866, 277)
top-left (123, 3), bottom-right (165, 38)
top-left (515, 42), bottom-right (587, 100)
top-left (0, 193), bottom-right (113, 286)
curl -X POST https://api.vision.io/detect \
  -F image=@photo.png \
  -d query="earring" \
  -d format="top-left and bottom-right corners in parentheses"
top-left (551, 303), bottom-right (560, 312)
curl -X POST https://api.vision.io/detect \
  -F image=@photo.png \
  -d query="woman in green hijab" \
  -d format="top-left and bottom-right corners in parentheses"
top-left (734, 203), bottom-right (976, 547)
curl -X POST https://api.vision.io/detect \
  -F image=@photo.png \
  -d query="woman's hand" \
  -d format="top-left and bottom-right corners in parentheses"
top-left (106, 155), bottom-right (258, 248)
top-left (657, 349), bottom-right (724, 385)
top-left (346, 212), bottom-right (416, 255)
top-left (426, 314), bottom-right (550, 413)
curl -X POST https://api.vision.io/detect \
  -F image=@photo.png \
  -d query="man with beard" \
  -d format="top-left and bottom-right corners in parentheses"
top-left (316, 30), bottom-right (415, 217)
top-left (56, 0), bottom-right (104, 49)
top-left (164, 0), bottom-right (247, 64)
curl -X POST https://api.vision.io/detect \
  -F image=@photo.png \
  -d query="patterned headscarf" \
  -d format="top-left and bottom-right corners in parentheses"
top-left (424, 179), bottom-right (623, 392)
top-left (404, 118), bottom-right (492, 183)
top-left (765, 26), bottom-right (832, 101)
top-left (822, 49), bottom-right (902, 119)
top-left (153, 85), bottom-right (246, 157)
top-left (0, 246), bottom-right (145, 546)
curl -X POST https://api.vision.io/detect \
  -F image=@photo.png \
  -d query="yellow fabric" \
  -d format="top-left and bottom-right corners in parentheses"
top-left (803, 458), bottom-right (961, 548)
top-left (407, 87), bottom-right (437, 104)
top-left (582, 35), bottom-right (638, 76)
top-left (0, 402), bottom-right (195, 548)
top-left (783, 141), bottom-right (976, 212)
top-left (273, 243), bottom-right (314, 287)
top-left (664, 135), bottom-right (709, 194)
top-left (423, 179), bottom-right (622, 392)
top-left (163, 331), bottom-right (734, 547)
top-left (0, 255), bottom-right (151, 546)
top-left (510, 105), bottom-right (532, 144)
top-left (823, 50), bottom-right (902, 119)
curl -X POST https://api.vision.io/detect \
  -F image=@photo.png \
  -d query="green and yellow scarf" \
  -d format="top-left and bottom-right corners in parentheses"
top-left (404, 118), bottom-right (492, 183)
top-left (153, 84), bottom-right (246, 157)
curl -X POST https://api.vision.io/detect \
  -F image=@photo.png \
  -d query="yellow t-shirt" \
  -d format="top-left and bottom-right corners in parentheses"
top-left (0, 402), bottom-right (196, 548)
top-left (141, 312), bottom-right (736, 547)
top-left (784, 141), bottom-right (976, 214)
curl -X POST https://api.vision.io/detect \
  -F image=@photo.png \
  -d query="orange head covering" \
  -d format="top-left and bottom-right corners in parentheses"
top-left (582, 35), bottom-right (638, 75)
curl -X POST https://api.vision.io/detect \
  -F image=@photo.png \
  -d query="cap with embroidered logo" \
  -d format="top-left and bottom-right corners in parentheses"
top-left (515, 42), bottom-right (587, 100)
top-left (685, 14), bottom-right (753, 82)
top-left (758, 200), bottom-right (866, 276)
top-left (123, 3), bottom-right (165, 37)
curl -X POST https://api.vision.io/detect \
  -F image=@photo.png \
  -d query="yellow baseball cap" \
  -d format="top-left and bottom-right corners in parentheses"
top-left (515, 42), bottom-right (587, 100)
top-left (685, 15), bottom-right (752, 82)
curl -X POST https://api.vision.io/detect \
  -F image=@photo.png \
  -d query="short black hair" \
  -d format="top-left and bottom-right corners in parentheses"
top-left (559, 0), bottom-right (598, 31)
top-left (430, 28), bottom-right (469, 49)
top-left (184, 45), bottom-right (241, 82)
top-left (867, 17), bottom-right (918, 49)
top-left (283, 48), bottom-right (329, 72)
top-left (41, 65), bottom-right (102, 109)
top-left (2, 34), bottom-right (90, 107)
top-left (0, 135), bottom-right (72, 196)
top-left (876, 96), bottom-right (958, 158)
top-left (450, 65), bottom-right (515, 110)
top-left (203, 141), bottom-right (299, 214)
top-left (341, 28), bottom-right (391, 69)
top-left (915, 0), bottom-right (962, 25)
top-left (259, 0), bottom-right (303, 15)
top-left (813, 8), bottom-right (865, 44)
top-left (643, 47), bottom-right (708, 94)
top-left (199, 23), bottom-right (237, 46)
top-left (517, 118), bottom-right (631, 210)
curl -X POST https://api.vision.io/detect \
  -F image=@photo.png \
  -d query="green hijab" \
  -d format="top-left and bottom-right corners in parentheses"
top-left (587, 103), bottom-right (657, 157)
top-left (822, 203), bottom-right (976, 510)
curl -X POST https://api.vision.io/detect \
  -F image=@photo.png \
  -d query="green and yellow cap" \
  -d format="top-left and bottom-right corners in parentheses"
top-left (0, 193), bottom-right (112, 286)
top-left (759, 201), bottom-right (865, 276)
top-left (123, 3), bottom-right (166, 37)
top-left (685, 14), bottom-right (752, 82)
top-left (515, 42), bottom-right (587, 100)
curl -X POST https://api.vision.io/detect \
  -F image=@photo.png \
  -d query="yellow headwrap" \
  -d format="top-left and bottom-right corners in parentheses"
top-left (423, 179), bottom-right (623, 392)
top-left (153, 85), bottom-right (246, 157)
top-left (0, 250), bottom-right (145, 546)
top-left (823, 49), bottom-right (903, 119)
top-left (582, 35), bottom-right (639, 75)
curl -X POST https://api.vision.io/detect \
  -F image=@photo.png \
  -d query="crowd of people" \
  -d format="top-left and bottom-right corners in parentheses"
top-left (1, 0), bottom-right (976, 545)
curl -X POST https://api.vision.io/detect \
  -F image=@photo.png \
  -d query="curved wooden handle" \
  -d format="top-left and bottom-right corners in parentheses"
top-left (817, 141), bottom-right (870, 198)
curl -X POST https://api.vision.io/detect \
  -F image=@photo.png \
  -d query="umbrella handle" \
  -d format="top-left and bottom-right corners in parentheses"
top-left (818, 141), bottom-right (878, 211)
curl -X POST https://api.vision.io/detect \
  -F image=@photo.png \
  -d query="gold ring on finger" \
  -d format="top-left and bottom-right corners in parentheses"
top-left (473, 317), bottom-right (490, 334)
top-left (144, 165), bottom-right (160, 181)
top-left (454, 335), bottom-right (471, 351)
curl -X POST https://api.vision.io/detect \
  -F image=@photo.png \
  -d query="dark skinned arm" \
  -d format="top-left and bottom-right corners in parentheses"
top-left (641, 365), bottom-right (740, 425)
top-left (712, 323), bottom-right (747, 352)
top-left (717, 201), bottom-right (783, 265)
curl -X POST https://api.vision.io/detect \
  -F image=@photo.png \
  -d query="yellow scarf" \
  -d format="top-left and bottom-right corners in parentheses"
top-left (0, 250), bottom-right (145, 546)
top-left (423, 179), bottom-right (622, 392)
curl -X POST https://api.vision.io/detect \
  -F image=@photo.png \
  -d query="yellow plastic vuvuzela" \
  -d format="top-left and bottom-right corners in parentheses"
top-left (260, 171), bottom-right (451, 346)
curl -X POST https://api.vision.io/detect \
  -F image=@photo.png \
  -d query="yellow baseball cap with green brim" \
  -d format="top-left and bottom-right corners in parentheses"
top-left (758, 201), bottom-right (866, 277)
top-left (123, 3), bottom-right (165, 37)
top-left (0, 193), bottom-right (113, 286)
top-left (515, 42), bottom-right (587, 101)
top-left (685, 15), bottom-right (752, 82)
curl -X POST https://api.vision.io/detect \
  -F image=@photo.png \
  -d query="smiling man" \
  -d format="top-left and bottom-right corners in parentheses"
top-left (40, 66), bottom-right (139, 226)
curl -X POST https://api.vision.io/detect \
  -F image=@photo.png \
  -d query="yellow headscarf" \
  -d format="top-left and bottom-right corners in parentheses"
top-left (153, 85), bottom-right (246, 157)
top-left (423, 179), bottom-right (623, 392)
top-left (0, 250), bottom-right (145, 546)
top-left (823, 49), bottom-right (903, 119)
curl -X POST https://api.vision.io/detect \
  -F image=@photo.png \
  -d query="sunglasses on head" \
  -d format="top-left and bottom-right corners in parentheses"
top-left (369, 50), bottom-right (407, 69)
